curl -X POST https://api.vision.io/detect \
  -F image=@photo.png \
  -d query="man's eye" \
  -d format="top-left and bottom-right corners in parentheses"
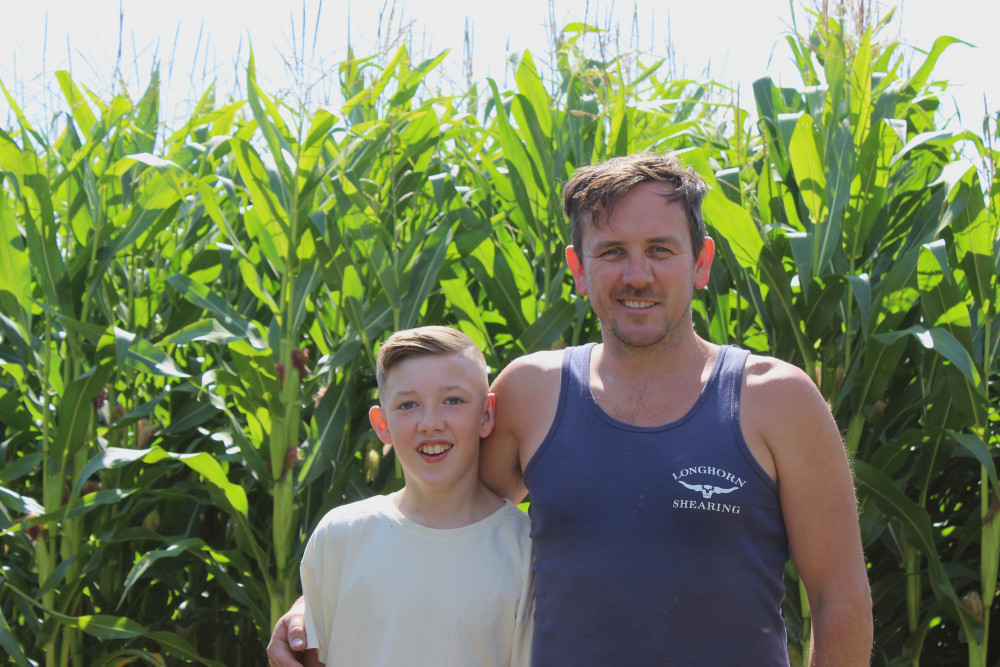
top-left (599, 248), bottom-right (623, 257)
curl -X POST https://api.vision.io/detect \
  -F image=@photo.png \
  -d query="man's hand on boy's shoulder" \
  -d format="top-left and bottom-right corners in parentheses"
top-left (267, 596), bottom-right (307, 667)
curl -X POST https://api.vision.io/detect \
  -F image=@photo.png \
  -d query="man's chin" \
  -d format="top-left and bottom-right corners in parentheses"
top-left (607, 326), bottom-right (671, 350)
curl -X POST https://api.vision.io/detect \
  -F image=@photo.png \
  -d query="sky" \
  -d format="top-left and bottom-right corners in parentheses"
top-left (0, 0), bottom-right (997, 136)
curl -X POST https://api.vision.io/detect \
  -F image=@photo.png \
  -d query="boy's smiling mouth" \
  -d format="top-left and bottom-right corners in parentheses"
top-left (417, 442), bottom-right (453, 456)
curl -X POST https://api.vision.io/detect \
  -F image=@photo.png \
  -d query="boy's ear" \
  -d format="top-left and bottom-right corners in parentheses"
top-left (479, 392), bottom-right (497, 439)
top-left (368, 406), bottom-right (392, 445)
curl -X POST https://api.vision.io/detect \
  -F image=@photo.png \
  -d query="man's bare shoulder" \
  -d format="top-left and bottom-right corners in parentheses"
top-left (742, 353), bottom-right (818, 401)
top-left (492, 350), bottom-right (563, 402)
top-left (501, 348), bottom-right (565, 372)
top-left (740, 352), bottom-right (841, 465)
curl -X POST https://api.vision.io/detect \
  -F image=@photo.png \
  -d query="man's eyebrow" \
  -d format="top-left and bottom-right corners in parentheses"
top-left (590, 235), bottom-right (682, 251)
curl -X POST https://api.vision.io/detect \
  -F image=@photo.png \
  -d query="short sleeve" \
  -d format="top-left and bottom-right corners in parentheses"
top-left (300, 517), bottom-right (342, 664)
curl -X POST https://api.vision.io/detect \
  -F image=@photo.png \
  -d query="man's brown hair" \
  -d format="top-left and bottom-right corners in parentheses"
top-left (375, 326), bottom-right (488, 396)
top-left (562, 152), bottom-right (710, 258)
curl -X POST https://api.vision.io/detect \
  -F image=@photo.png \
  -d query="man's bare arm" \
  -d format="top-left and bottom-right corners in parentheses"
top-left (744, 358), bottom-right (872, 666)
top-left (479, 351), bottom-right (563, 502)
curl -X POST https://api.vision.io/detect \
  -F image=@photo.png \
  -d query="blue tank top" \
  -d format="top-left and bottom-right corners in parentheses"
top-left (524, 344), bottom-right (790, 665)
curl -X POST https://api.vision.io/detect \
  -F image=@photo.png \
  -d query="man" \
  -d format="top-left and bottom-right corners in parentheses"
top-left (268, 153), bottom-right (872, 666)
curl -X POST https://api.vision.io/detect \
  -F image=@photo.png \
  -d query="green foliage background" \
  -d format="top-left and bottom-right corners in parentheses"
top-left (1, 9), bottom-right (998, 667)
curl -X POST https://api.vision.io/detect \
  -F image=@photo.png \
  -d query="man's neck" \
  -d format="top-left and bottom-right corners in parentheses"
top-left (596, 330), bottom-right (712, 384)
top-left (589, 333), bottom-right (717, 427)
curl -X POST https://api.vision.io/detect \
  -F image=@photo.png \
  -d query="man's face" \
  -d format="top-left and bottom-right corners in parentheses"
top-left (566, 182), bottom-right (714, 352)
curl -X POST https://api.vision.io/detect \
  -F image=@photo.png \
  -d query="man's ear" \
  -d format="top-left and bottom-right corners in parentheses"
top-left (368, 405), bottom-right (392, 445)
top-left (693, 237), bottom-right (715, 290)
top-left (565, 246), bottom-right (588, 296)
top-left (479, 392), bottom-right (497, 439)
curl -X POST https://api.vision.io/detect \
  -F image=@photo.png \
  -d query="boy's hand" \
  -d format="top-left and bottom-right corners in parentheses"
top-left (267, 597), bottom-right (307, 667)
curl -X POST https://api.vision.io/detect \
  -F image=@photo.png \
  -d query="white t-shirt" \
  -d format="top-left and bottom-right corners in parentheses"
top-left (301, 493), bottom-right (534, 666)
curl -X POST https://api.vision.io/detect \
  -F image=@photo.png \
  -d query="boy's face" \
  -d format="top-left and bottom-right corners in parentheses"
top-left (369, 352), bottom-right (495, 493)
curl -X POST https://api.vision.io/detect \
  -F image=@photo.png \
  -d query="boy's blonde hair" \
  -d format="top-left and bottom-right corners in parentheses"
top-left (375, 326), bottom-right (489, 396)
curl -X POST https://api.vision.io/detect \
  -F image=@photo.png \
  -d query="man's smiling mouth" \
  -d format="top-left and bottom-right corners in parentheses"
top-left (621, 299), bottom-right (656, 309)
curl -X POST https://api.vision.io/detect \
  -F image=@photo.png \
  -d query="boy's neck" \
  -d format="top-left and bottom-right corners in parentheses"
top-left (393, 481), bottom-right (504, 529)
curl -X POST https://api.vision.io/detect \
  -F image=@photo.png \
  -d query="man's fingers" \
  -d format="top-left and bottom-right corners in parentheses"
top-left (287, 618), bottom-right (306, 651)
top-left (266, 619), bottom-right (304, 667)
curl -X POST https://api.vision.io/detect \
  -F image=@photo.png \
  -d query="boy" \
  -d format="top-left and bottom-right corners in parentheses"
top-left (298, 326), bottom-right (534, 667)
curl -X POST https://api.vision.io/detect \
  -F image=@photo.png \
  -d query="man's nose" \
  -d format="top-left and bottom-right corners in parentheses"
top-left (622, 255), bottom-right (654, 287)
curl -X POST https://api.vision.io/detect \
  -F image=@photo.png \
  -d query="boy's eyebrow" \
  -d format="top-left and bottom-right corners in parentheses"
top-left (390, 383), bottom-right (475, 396)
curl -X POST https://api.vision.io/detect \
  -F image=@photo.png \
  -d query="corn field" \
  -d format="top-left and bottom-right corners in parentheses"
top-left (1, 9), bottom-right (998, 667)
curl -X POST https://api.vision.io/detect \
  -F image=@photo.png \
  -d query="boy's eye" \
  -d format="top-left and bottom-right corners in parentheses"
top-left (398, 401), bottom-right (416, 410)
top-left (444, 397), bottom-right (464, 405)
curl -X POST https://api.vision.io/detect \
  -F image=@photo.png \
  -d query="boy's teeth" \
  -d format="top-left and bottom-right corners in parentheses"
top-left (419, 443), bottom-right (452, 455)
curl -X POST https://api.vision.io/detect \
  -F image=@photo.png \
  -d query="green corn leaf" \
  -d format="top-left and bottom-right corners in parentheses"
top-left (788, 113), bottom-right (827, 226)
top-left (904, 35), bottom-right (967, 95)
top-left (145, 630), bottom-right (227, 667)
top-left (947, 431), bottom-right (999, 497)
top-left (515, 299), bottom-right (576, 353)
top-left (230, 137), bottom-right (290, 249)
top-left (0, 453), bottom-right (42, 485)
top-left (22, 173), bottom-right (71, 314)
top-left (494, 224), bottom-right (537, 321)
top-left (918, 241), bottom-right (972, 343)
top-left (940, 162), bottom-right (994, 318)
top-left (113, 327), bottom-right (189, 378)
top-left (51, 362), bottom-right (114, 462)
top-left (119, 538), bottom-right (207, 603)
top-left (440, 277), bottom-right (490, 353)
top-left (245, 54), bottom-right (295, 192)
top-left (291, 258), bottom-right (322, 333)
top-left (0, 604), bottom-right (32, 666)
top-left (0, 194), bottom-right (30, 312)
top-left (55, 71), bottom-right (98, 137)
top-left (162, 318), bottom-right (248, 346)
top-left (687, 150), bottom-right (762, 271)
top-left (74, 446), bottom-right (248, 517)
top-left (0, 486), bottom-right (44, 515)
top-left (914, 327), bottom-right (983, 393)
top-left (166, 274), bottom-right (267, 348)
top-left (514, 50), bottom-right (553, 139)
top-left (853, 460), bottom-right (981, 635)
top-left (846, 274), bottom-right (872, 339)
top-left (468, 238), bottom-right (528, 332)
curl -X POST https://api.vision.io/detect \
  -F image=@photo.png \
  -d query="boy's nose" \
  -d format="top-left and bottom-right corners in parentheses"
top-left (417, 407), bottom-right (444, 432)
